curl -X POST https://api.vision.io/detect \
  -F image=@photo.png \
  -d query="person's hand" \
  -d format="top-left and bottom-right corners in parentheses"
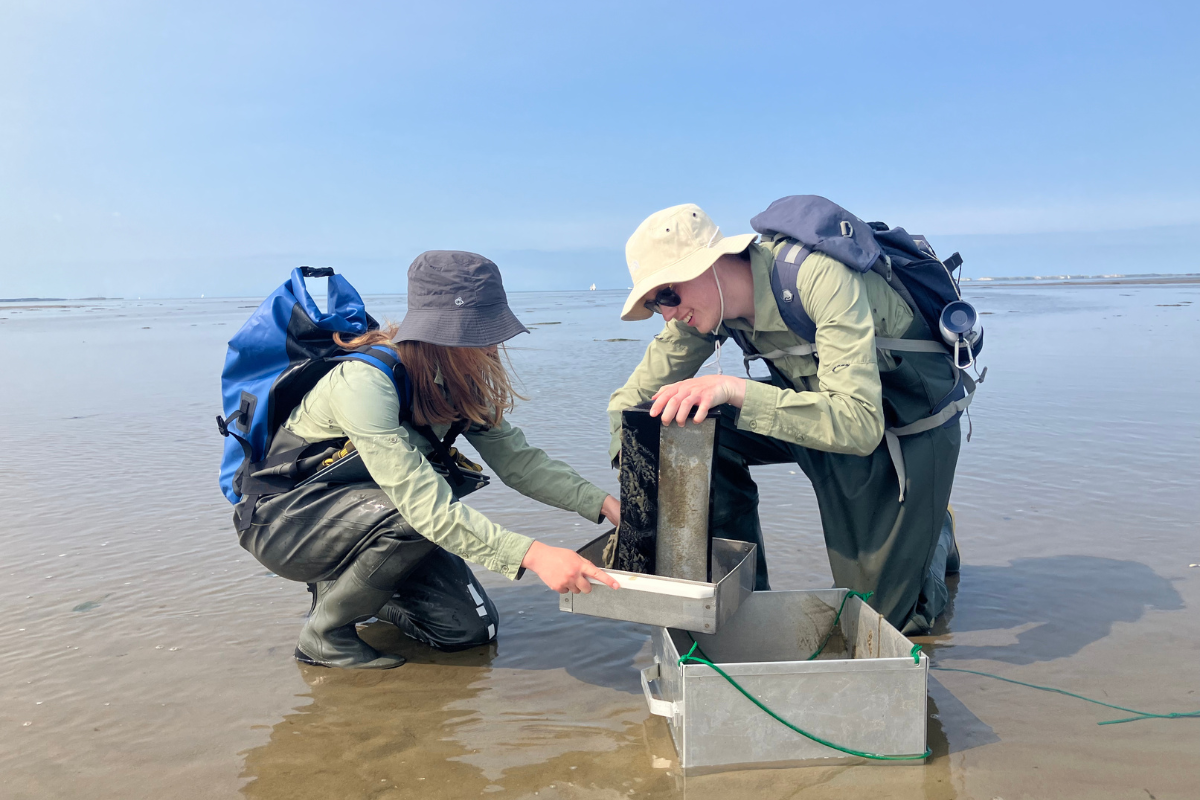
top-left (600, 495), bottom-right (620, 527)
top-left (650, 375), bottom-right (747, 426)
top-left (522, 540), bottom-right (620, 593)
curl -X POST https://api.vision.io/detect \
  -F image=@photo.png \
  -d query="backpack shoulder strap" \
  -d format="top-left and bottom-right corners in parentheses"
top-left (767, 242), bottom-right (818, 342)
top-left (331, 345), bottom-right (413, 419)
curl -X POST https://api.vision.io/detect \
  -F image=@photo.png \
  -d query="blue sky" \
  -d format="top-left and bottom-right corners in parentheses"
top-left (2, 0), bottom-right (1197, 298)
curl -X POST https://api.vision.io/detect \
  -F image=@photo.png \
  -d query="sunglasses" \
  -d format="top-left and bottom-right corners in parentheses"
top-left (643, 285), bottom-right (681, 314)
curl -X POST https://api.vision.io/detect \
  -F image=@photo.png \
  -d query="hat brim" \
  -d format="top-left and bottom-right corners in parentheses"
top-left (393, 303), bottom-right (529, 348)
top-left (619, 232), bottom-right (758, 321)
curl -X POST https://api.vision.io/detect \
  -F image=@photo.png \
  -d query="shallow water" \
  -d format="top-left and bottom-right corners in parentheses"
top-left (1, 284), bottom-right (1197, 799)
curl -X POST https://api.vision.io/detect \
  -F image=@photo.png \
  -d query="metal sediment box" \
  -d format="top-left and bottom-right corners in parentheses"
top-left (640, 589), bottom-right (929, 774)
top-left (559, 533), bottom-right (756, 633)
top-left (559, 405), bottom-right (757, 633)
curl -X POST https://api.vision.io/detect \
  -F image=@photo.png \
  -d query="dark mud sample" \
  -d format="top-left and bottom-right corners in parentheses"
top-left (612, 405), bottom-right (660, 574)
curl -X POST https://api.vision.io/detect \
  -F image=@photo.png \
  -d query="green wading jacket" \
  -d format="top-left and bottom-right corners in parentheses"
top-left (607, 241), bottom-right (914, 460)
top-left (284, 361), bottom-right (609, 579)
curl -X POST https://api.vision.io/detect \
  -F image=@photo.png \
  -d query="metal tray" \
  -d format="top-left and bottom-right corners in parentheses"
top-left (641, 589), bottom-right (928, 774)
top-left (558, 533), bottom-right (756, 633)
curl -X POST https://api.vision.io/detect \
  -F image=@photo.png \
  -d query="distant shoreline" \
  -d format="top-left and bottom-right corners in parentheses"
top-left (0, 296), bottom-right (118, 303)
top-left (966, 274), bottom-right (1200, 287)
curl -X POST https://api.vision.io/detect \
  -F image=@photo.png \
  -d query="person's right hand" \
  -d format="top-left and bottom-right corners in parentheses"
top-left (521, 540), bottom-right (620, 594)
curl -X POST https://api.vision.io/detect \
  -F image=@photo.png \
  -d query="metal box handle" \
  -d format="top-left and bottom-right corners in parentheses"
top-left (640, 663), bottom-right (677, 718)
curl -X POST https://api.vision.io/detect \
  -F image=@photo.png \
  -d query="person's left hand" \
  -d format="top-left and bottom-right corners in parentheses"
top-left (600, 494), bottom-right (620, 527)
top-left (650, 375), bottom-right (747, 426)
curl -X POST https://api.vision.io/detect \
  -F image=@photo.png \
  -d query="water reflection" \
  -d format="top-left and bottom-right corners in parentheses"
top-left (929, 558), bottom-right (1182, 664)
top-left (483, 585), bottom-right (648, 693)
top-left (239, 625), bottom-right (682, 800)
top-left (240, 640), bottom-right (497, 799)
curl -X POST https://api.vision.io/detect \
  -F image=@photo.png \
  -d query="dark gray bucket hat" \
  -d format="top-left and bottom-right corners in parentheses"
top-left (393, 250), bottom-right (529, 347)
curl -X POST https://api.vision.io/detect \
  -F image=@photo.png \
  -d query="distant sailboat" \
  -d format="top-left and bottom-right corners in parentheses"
top-left (589, 283), bottom-right (596, 291)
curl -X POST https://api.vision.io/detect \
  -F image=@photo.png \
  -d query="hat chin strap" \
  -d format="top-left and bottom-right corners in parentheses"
top-left (703, 262), bottom-right (726, 376)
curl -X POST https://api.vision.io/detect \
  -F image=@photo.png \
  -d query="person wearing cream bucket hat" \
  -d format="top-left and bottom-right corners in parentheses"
top-left (620, 204), bottom-right (758, 322)
top-left (608, 203), bottom-right (962, 635)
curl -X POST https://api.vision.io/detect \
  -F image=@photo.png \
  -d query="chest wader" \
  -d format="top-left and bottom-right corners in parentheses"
top-left (722, 318), bottom-right (963, 633)
top-left (227, 347), bottom-right (493, 669)
top-left (237, 419), bottom-right (496, 668)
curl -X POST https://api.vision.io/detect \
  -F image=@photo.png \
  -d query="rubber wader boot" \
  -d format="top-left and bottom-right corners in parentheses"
top-left (306, 581), bottom-right (374, 624)
top-left (295, 561), bottom-right (406, 670)
top-left (945, 505), bottom-right (961, 575)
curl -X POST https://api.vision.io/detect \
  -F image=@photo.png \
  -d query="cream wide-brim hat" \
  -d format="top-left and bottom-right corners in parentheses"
top-left (620, 203), bottom-right (757, 321)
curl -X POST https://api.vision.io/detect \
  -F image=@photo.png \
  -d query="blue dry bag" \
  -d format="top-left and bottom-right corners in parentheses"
top-left (216, 267), bottom-right (408, 509)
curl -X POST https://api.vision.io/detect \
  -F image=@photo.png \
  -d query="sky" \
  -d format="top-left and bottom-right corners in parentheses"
top-left (1, 0), bottom-right (1197, 298)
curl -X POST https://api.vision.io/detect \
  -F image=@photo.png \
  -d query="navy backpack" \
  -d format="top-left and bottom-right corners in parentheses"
top-left (743, 196), bottom-right (985, 502)
top-left (749, 195), bottom-right (984, 365)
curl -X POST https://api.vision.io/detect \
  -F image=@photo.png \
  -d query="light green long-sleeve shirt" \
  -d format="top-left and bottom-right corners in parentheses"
top-left (607, 241), bottom-right (913, 460)
top-left (284, 361), bottom-right (609, 579)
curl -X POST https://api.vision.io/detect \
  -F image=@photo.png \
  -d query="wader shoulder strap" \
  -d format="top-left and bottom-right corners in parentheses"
top-left (884, 372), bottom-right (977, 502)
top-left (412, 420), bottom-right (471, 489)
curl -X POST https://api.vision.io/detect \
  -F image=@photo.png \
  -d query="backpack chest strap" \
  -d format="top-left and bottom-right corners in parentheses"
top-left (736, 337), bottom-right (949, 368)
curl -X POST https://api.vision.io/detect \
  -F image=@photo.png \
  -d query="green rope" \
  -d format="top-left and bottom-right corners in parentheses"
top-left (924, 660), bottom-right (1200, 726)
top-left (679, 637), bottom-right (931, 762)
top-left (806, 590), bottom-right (873, 660)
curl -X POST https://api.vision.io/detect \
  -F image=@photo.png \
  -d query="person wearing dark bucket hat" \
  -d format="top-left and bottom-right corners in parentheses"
top-left (394, 251), bottom-right (530, 347)
top-left (241, 250), bottom-right (620, 670)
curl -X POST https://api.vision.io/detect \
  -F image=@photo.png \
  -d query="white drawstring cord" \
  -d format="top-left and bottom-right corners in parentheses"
top-left (699, 262), bottom-right (726, 375)
top-left (707, 226), bottom-right (721, 248)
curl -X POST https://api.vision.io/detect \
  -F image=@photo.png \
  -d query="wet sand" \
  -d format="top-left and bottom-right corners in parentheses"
top-left (1, 283), bottom-right (1197, 799)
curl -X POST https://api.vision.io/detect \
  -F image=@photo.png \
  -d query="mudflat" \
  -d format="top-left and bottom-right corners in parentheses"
top-left (1, 283), bottom-right (1197, 799)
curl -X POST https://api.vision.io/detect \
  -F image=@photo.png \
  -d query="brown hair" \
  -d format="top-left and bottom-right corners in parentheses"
top-left (333, 324), bottom-right (522, 428)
